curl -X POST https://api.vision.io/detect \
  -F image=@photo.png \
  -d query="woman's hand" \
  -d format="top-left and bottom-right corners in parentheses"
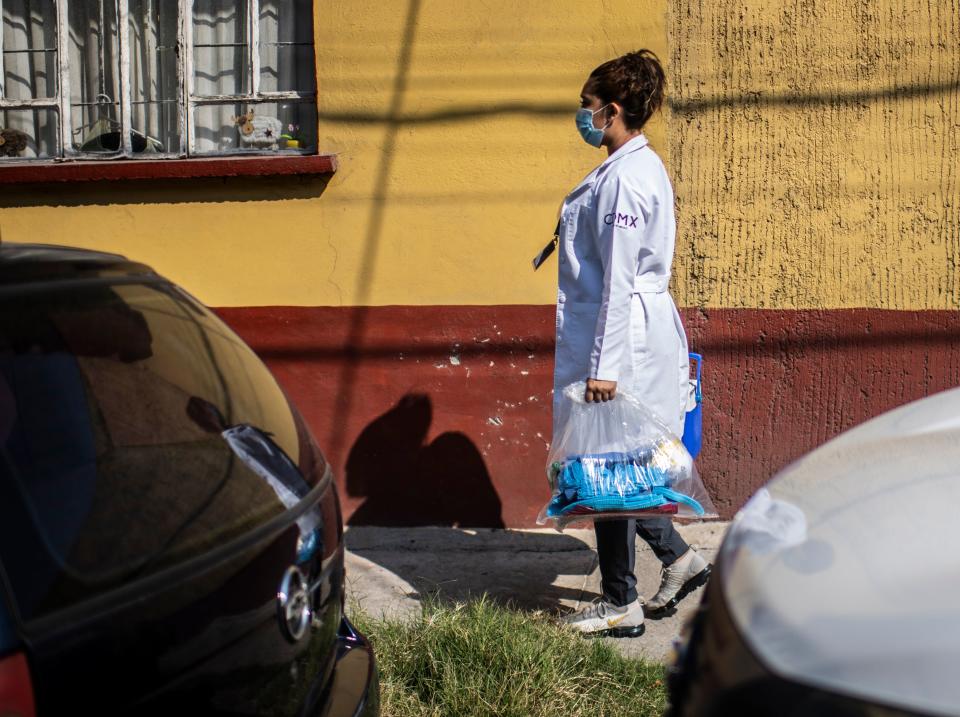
top-left (585, 379), bottom-right (617, 402)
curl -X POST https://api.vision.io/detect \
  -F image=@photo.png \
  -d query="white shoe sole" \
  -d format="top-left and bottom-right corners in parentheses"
top-left (585, 623), bottom-right (645, 638)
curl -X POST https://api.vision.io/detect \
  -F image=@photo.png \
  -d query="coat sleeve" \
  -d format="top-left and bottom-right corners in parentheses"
top-left (589, 174), bottom-right (648, 382)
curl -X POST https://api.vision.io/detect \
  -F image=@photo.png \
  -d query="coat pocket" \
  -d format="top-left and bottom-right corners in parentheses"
top-left (627, 295), bottom-right (650, 371)
top-left (560, 203), bottom-right (581, 248)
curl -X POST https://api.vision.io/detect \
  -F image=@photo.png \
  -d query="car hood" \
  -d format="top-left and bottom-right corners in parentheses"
top-left (719, 386), bottom-right (960, 716)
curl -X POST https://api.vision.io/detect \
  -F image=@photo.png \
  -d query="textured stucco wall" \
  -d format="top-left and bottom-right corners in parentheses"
top-left (662, 0), bottom-right (960, 516)
top-left (669, 0), bottom-right (960, 310)
top-left (4, 1), bottom-right (960, 525)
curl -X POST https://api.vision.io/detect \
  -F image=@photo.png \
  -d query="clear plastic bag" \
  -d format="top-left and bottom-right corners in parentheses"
top-left (538, 382), bottom-right (718, 529)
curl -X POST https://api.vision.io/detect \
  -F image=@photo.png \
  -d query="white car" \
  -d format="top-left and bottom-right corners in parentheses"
top-left (668, 387), bottom-right (960, 717)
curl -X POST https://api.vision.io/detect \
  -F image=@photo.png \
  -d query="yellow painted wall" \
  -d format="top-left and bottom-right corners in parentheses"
top-left (3, 1), bottom-right (954, 311)
top-left (669, 0), bottom-right (960, 310)
top-left (0, 0), bottom-right (667, 308)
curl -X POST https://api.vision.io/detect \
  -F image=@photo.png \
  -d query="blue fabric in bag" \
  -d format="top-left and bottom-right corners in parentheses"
top-left (545, 448), bottom-right (706, 517)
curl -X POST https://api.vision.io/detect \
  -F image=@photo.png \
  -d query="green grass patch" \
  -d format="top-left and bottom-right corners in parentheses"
top-left (352, 597), bottom-right (667, 717)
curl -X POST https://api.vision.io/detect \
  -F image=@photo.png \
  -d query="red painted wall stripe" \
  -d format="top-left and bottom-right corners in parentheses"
top-left (215, 306), bottom-right (960, 526)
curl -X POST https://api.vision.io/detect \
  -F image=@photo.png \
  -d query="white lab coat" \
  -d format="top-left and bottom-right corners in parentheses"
top-left (553, 134), bottom-right (689, 438)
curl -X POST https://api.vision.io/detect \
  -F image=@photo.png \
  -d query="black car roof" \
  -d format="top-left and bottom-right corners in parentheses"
top-left (0, 242), bottom-right (157, 286)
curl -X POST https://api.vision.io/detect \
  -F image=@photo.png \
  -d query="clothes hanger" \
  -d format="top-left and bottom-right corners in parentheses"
top-left (73, 93), bottom-right (164, 151)
top-left (71, 93), bottom-right (119, 137)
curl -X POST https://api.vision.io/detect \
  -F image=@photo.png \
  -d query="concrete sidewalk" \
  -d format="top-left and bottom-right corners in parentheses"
top-left (344, 521), bottom-right (729, 664)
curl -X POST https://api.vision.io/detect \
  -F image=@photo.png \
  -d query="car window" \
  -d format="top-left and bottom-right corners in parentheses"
top-left (0, 281), bottom-right (306, 621)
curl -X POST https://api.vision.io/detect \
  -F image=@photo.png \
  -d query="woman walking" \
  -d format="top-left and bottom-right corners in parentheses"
top-left (555, 50), bottom-right (710, 637)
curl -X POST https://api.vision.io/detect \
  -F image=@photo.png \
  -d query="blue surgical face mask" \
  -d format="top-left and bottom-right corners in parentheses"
top-left (575, 104), bottom-right (610, 148)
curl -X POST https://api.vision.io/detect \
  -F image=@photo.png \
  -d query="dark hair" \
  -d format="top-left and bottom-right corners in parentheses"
top-left (585, 49), bottom-right (666, 131)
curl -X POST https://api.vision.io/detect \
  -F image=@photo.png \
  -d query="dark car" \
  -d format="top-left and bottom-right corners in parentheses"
top-left (0, 243), bottom-right (378, 716)
top-left (668, 387), bottom-right (960, 717)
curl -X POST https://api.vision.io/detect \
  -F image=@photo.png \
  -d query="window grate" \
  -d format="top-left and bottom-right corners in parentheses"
top-left (0, 0), bottom-right (317, 161)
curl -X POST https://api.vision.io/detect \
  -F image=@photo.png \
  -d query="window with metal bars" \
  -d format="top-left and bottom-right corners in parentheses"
top-left (0, 0), bottom-right (316, 160)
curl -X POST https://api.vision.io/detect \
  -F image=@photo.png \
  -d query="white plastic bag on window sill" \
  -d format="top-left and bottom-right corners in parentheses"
top-left (538, 382), bottom-right (717, 530)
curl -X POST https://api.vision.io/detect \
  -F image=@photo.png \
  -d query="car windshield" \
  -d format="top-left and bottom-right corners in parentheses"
top-left (0, 281), bottom-right (304, 621)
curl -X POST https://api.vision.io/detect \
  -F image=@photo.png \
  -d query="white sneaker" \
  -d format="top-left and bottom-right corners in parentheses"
top-left (562, 598), bottom-right (645, 638)
top-left (644, 549), bottom-right (711, 619)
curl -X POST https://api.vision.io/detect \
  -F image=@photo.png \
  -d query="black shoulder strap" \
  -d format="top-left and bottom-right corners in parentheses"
top-left (531, 220), bottom-right (561, 271)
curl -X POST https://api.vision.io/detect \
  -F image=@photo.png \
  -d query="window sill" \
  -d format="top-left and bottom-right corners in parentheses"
top-left (0, 154), bottom-right (338, 184)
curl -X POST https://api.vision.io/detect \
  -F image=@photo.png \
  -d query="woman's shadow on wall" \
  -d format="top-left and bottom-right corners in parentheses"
top-left (344, 394), bottom-right (593, 612)
top-left (346, 393), bottom-right (504, 527)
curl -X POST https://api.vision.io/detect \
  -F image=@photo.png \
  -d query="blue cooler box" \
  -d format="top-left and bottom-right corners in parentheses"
top-left (682, 353), bottom-right (703, 459)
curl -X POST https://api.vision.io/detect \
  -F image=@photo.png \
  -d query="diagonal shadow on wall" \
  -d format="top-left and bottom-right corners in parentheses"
top-left (669, 79), bottom-right (960, 114)
top-left (324, 0), bottom-right (422, 468)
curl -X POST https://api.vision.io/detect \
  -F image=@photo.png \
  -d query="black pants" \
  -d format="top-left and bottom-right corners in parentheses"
top-left (594, 517), bottom-right (689, 606)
